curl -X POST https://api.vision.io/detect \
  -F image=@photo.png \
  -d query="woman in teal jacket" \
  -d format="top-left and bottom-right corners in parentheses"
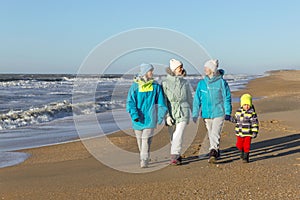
top-left (192, 59), bottom-right (232, 164)
top-left (126, 63), bottom-right (167, 168)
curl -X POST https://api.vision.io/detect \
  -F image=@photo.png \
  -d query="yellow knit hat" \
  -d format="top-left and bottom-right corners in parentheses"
top-left (240, 94), bottom-right (252, 107)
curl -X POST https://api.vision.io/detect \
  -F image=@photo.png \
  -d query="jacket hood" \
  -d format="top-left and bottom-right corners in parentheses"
top-left (213, 69), bottom-right (225, 77)
top-left (217, 69), bottom-right (225, 76)
top-left (205, 69), bottom-right (225, 83)
top-left (133, 75), bottom-right (153, 83)
top-left (133, 77), bottom-right (154, 92)
top-left (166, 67), bottom-right (187, 77)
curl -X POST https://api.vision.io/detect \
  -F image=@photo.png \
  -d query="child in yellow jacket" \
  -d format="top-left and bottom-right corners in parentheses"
top-left (229, 94), bottom-right (259, 163)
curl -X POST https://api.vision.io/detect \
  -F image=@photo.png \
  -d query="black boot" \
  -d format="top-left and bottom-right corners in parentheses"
top-left (208, 149), bottom-right (218, 164)
top-left (176, 155), bottom-right (182, 165)
top-left (242, 152), bottom-right (249, 163)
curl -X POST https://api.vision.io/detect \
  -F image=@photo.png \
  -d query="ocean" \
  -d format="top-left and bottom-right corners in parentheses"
top-left (0, 73), bottom-right (259, 168)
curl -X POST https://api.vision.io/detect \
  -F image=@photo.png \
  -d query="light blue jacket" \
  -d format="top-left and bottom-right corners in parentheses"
top-left (162, 68), bottom-right (193, 124)
top-left (193, 70), bottom-right (232, 119)
top-left (126, 79), bottom-right (168, 130)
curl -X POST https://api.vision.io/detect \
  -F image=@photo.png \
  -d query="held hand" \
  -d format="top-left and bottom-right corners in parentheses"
top-left (225, 115), bottom-right (231, 121)
top-left (192, 117), bottom-right (198, 123)
top-left (166, 116), bottom-right (174, 126)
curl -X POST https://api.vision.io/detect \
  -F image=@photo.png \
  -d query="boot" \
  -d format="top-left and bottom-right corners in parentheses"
top-left (170, 154), bottom-right (181, 165)
top-left (176, 155), bottom-right (182, 164)
top-left (242, 152), bottom-right (249, 163)
top-left (208, 149), bottom-right (218, 164)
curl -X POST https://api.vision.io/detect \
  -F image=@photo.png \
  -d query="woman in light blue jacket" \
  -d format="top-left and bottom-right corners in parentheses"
top-left (126, 63), bottom-right (167, 168)
top-left (162, 59), bottom-right (193, 165)
top-left (192, 59), bottom-right (232, 164)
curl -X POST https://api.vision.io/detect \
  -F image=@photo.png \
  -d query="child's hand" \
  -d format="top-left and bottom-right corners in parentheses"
top-left (228, 115), bottom-right (237, 123)
top-left (252, 133), bottom-right (257, 138)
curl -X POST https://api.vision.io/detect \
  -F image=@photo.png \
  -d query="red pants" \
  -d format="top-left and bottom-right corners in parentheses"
top-left (236, 136), bottom-right (252, 153)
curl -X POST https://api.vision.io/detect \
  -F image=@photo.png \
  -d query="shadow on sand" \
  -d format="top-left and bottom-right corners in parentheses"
top-left (182, 133), bottom-right (300, 165)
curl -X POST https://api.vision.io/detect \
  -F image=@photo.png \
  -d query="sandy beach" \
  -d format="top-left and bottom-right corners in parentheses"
top-left (0, 70), bottom-right (299, 199)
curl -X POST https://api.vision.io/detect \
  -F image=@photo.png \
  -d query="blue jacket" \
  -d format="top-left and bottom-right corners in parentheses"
top-left (193, 70), bottom-right (232, 119)
top-left (126, 79), bottom-right (168, 130)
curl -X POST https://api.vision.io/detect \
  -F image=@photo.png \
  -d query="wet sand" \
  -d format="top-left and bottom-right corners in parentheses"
top-left (0, 70), bottom-right (299, 199)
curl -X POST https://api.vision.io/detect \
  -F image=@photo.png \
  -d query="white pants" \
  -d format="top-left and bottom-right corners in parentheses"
top-left (134, 129), bottom-right (154, 161)
top-left (204, 117), bottom-right (225, 151)
top-left (168, 122), bottom-right (187, 155)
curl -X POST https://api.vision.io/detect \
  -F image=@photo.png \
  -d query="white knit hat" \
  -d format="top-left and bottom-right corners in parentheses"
top-left (169, 59), bottom-right (183, 72)
top-left (204, 59), bottom-right (219, 72)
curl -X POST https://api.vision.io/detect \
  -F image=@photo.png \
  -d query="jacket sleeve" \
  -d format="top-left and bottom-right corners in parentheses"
top-left (156, 84), bottom-right (168, 124)
top-left (230, 113), bottom-right (237, 123)
top-left (161, 81), bottom-right (171, 118)
top-left (186, 82), bottom-right (193, 113)
top-left (192, 82), bottom-right (201, 118)
top-left (250, 111), bottom-right (259, 134)
top-left (222, 80), bottom-right (232, 115)
top-left (126, 84), bottom-right (139, 120)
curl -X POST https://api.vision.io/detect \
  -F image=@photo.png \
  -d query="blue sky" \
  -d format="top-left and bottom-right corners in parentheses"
top-left (1, 0), bottom-right (300, 74)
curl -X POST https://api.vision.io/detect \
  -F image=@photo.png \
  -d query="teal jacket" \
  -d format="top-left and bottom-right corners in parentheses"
top-left (126, 78), bottom-right (168, 130)
top-left (161, 68), bottom-right (193, 124)
top-left (193, 69), bottom-right (232, 119)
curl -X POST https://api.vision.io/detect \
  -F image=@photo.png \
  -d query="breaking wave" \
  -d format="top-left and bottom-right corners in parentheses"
top-left (0, 100), bottom-right (125, 130)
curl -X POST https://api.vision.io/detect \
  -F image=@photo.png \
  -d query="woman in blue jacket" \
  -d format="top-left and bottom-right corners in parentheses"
top-left (126, 63), bottom-right (167, 168)
top-left (192, 59), bottom-right (232, 164)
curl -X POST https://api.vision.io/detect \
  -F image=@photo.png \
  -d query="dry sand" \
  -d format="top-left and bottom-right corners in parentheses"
top-left (0, 70), bottom-right (299, 199)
